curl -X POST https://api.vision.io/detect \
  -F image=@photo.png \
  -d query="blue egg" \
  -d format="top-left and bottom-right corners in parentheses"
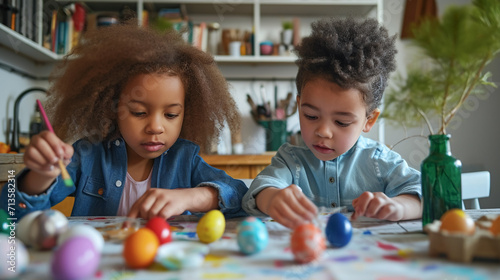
top-left (325, 213), bottom-right (352, 248)
top-left (237, 217), bottom-right (269, 255)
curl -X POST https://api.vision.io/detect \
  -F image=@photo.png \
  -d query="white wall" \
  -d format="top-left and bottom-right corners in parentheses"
top-left (0, 63), bottom-right (49, 145)
top-left (382, 0), bottom-right (499, 209)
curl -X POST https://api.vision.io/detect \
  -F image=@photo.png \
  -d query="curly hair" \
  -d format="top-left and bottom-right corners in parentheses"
top-left (295, 17), bottom-right (397, 114)
top-left (46, 22), bottom-right (240, 153)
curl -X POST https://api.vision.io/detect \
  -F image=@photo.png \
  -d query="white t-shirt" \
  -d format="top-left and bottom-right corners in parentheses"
top-left (116, 171), bottom-right (152, 216)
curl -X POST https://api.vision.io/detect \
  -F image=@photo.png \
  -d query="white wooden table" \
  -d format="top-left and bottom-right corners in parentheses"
top-left (19, 209), bottom-right (500, 280)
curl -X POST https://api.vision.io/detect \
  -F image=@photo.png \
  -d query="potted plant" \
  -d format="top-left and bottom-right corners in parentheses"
top-left (281, 21), bottom-right (293, 46)
top-left (382, 0), bottom-right (500, 226)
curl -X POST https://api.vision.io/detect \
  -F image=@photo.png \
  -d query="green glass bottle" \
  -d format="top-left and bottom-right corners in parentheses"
top-left (421, 134), bottom-right (462, 227)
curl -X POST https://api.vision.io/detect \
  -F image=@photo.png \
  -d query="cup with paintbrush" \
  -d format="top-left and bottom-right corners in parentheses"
top-left (246, 86), bottom-right (296, 151)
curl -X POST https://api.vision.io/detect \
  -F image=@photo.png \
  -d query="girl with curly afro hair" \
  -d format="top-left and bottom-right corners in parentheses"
top-left (243, 18), bottom-right (422, 229)
top-left (6, 22), bottom-right (248, 220)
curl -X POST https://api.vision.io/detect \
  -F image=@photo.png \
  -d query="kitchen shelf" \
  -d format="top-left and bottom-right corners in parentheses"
top-left (0, 23), bottom-right (62, 63)
top-left (0, 0), bottom-right (381, 70)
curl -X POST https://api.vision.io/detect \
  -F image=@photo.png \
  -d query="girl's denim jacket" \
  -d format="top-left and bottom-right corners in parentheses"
top-left (2, 138), bottom-right (248, 220)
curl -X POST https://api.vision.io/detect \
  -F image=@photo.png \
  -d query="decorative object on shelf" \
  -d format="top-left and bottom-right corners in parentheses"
top-left (292, 17), bottom-right (301, 46)
top-left (260, 41), bottom-right (273, 56)
top-left (229, 41), bottom-right (242, 56)
top-left (382, 0), bottom-right (500, 227)
top-left (280, 20), bottom-right (294, 56)
top-left (206, 22), bottom-right (220, 55)
top-left (281, 21), bottom-right (293, 45)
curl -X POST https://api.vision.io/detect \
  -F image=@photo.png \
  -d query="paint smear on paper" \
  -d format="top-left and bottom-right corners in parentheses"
top-left (332, 255), bottom-right (359, 262)
top-left (170, 225), bottom-right (184, 231)
top-left (377, 241), bottom-right (398, 250)
top-left (202, 273), bottom-right (245, 279)
top-left (274, 260), bottom-right (284, 267)
top-left (173, 232), bottom-right (197, 238)
top-left (205, 254), bottom-right (228, 268)
top-left (422, 264), bottom-right (439, 271)
top-left (377, 277), bottom-right (420, 280)
top-left (397, 249), bottom-right (413, 258)
top-left (382, 255), bottom-right (406, 262)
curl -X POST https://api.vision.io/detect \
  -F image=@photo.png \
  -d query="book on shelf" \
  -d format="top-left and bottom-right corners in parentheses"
top-left (45, 3), bottom-right (86, 55)
top-left (1, 0), bottom-right (41, 43)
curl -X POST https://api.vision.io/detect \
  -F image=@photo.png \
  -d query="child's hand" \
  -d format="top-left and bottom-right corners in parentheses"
top-left (257, 184), bottom-right (317, 229)
top-left (351, 191), bottom-right (404, 221)
top-left (23, 131), bottom-right (74, 179)
top-left (127, 188), bottom-right (191, 220)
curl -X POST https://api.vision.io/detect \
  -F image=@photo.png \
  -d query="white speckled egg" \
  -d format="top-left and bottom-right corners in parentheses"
top-left (29, 209), bottom-right (68, 250)
top-left (16, 210), bottom-right (42, 246)
top-left (57, 224), bottom-right (104, 252)
top-left (0, 235), bottom-right (28, 278)
top-left (237, 217), bottom-right (268, 254)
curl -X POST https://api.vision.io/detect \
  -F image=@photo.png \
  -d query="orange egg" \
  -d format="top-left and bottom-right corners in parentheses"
top-left (290, 223), bottom-right (325, 263)
top-left (489, 216), bottom-right (500, 236)
top-left (123, 228), bottom-right (159, 269)
top-left (439, 209), bottom-right (475, 235)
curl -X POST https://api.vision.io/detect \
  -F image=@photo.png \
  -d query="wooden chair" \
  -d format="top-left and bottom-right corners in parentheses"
top-left (461, 171), bottom-right (490, 210)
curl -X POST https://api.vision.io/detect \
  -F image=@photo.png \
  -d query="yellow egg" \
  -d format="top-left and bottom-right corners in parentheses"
top-left (489, 216), bottom-right (500, 236)
top-left (196, 210), bottom-right (225, 243)
top-left (439, 209), bottom-right (475, 235)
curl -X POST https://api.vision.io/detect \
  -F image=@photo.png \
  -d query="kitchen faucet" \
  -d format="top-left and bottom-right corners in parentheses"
top-left (10, 87), bottom-right (47, 152)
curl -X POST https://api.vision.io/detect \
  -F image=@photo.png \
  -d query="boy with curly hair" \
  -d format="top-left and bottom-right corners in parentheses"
top-left (2, 23), bottom-right (248, 220)
top-left (242, 18), bottom-right (422, 229)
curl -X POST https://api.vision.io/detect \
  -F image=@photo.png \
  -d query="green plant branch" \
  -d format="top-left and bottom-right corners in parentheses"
top-left (417, 108), bottom-right (434, 135)
top-left (388, 134), bottom-right (428, 151)
top-left (443, 55), bottom-right (490, 130)
top-left (438, 57), bottom-right (455, 135)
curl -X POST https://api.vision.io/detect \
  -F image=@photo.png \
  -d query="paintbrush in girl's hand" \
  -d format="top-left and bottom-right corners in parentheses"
top-left (36, 99), bottom-right (74, 187)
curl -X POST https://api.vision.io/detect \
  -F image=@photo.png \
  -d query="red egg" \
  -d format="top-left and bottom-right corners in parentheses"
top-left (145, 217), bottom-right (172, 244)
top-left (290, 223), bottom-right (325, 264)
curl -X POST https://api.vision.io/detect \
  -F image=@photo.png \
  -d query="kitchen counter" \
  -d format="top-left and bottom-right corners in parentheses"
top-left (200, 153), bottom-right (275, 179)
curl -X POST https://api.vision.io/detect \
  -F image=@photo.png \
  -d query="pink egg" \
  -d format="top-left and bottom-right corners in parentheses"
top-left (51, 236), bottom-right (100, 280)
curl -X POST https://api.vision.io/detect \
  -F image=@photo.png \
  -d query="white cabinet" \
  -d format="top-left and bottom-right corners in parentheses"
top-left (0, 0), bottom-right (381, 78)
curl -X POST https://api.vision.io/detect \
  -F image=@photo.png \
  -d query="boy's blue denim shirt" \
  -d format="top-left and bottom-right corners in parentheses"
top-left (242, 136), bottom-right (421, 216)
top-left (1, 138), bottom-right (249, 220)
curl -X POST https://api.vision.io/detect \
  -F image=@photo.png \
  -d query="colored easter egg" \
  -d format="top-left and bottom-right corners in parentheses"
top-left (51, 236), bottom-right (100, 280)
top-left (196, 210), bottom-right (225, 244)
top-left (123, 228), bottom-right (159, 269)
top-left (489, 215), bottom-right (500, 235)
top-left (291, 223), bottom-right (325, 263)
top-left (146, 217), bottom-right (172, 244)
top-left (325, 213), bottom-right (352, 248)
top-left (30, 209), bottom-right (68, 250)
top-left (16, 210), bottom-right (42, 246)
top-left (237, 217), bottom-right (269, 255)
top-left (57, 224), bottom-right (105, 252)
top-left (0, 235), bottom-right (28, 278)
top-left (0, 209), bottom-right (10, 235)
top-left (439, 209), bottom-right (475, 235)
top-left (155, 241), bottom-right (209, 270)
